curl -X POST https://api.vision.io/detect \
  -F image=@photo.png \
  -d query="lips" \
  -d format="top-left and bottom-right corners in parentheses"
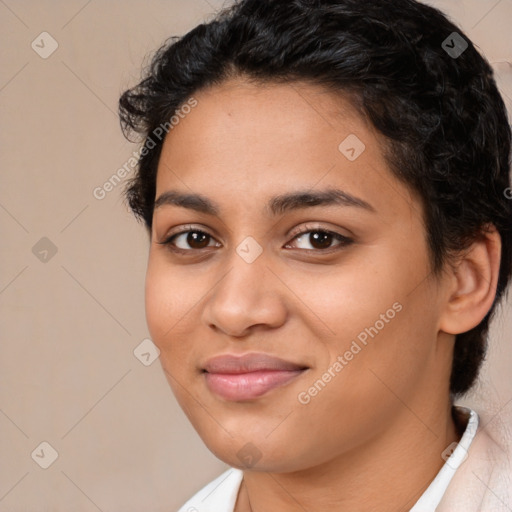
top-left (202, 353), bottom-right (309, 401)
top-left (203, 353), bottom-right (308, 374)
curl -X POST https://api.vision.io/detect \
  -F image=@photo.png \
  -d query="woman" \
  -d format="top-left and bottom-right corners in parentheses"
top-left (118, 0), bottom-right (512, 510)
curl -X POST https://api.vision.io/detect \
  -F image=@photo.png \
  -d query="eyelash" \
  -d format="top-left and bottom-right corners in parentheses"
top-left (157, 224), bottom-right (353, 255)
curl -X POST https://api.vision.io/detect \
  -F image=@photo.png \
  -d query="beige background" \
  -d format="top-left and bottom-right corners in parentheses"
top-left (0, 1), bottom-right (511, 510)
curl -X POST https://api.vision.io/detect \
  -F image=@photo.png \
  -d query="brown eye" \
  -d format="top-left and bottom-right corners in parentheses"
top-left (307, 231), bottom-right (334, 249)
top-left (184, 231), bottom-right (211, 249)
top-left (287, 229), bottom-right (353, 251)
top-left (159, 229), bottom-right (220, 251)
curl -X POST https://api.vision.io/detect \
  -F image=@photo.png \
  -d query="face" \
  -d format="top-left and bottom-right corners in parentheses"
top-left (145, 78), bottom-right (452, 472)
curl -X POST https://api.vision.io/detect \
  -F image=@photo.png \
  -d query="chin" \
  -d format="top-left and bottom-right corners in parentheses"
top-left (197, 427), bottom-right (310, 473)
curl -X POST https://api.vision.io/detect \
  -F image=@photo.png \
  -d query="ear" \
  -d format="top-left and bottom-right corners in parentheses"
top-left (439, 225), bottom-right (502, 335)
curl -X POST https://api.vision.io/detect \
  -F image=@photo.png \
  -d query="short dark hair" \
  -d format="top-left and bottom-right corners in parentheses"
top-left (119, 0), bottom-right (512, 397)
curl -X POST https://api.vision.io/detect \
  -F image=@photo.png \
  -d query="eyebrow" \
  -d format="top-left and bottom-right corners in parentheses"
top-left (153, 188), bottom-right (376, 216)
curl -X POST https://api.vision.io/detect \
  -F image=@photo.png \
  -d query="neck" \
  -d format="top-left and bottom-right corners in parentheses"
top-left (235, 401), bottom-right (460, 512)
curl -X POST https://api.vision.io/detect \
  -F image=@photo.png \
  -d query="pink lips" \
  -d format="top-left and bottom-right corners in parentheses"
top-left (202, 353), bottom-right (308, 401)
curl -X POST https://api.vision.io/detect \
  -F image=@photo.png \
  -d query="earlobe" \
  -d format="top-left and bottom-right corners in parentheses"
top-left (439, 226), bottom-right (501, 335)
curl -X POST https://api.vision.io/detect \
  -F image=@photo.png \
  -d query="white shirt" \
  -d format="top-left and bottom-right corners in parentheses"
top-left (177, 406), bottom-right (511, 511)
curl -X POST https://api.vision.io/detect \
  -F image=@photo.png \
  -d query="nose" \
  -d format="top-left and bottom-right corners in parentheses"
top-left (201, 252), bottom-right (288, 338)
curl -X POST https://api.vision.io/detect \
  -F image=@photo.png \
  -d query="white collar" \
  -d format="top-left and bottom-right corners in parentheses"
top-left (410, 405), bottom-right (479, 511)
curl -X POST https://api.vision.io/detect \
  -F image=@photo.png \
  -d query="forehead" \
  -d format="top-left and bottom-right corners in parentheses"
top-left (155, 78), bottom-right (419, 220)
top-left (162, 77), bottom-right (369, 151)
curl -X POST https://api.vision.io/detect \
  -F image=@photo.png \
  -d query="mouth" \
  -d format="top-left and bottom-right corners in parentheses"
top-left (202, 352), bottom-right (309, 401)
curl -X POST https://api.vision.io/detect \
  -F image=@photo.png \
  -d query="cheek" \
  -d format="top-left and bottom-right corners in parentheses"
top-left (314, 285), bottom-right (440, 422)
top-left (144, 249), bottom-right (197, 323)
top-left (144, 266), bottom-right (170, 342)
top-left (144, 256), bottom-right (209, 378)
top-left (144, 258), bottom-right (187, 349)
top-left (289, 254), bottom-right (407, 343)
top-left (144, 263), bottom-right (196, 404)
top-left (295, 246), bottom-right (437, 382)
top-left (288, 300), bottom-right (438, 460)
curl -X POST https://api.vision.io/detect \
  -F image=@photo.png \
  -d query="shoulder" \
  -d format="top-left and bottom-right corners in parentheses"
top-left (176, 468), bottom-right (244, 512)
top-left (437, 422), bottom-right (512, 512)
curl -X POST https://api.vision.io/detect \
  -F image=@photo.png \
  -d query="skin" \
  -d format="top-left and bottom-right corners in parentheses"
top-left (145, 77), bottom-right (501, 511)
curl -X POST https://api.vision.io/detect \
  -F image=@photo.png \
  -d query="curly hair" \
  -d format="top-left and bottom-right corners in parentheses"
top-left (119, 0), bottom-right (512, 397)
